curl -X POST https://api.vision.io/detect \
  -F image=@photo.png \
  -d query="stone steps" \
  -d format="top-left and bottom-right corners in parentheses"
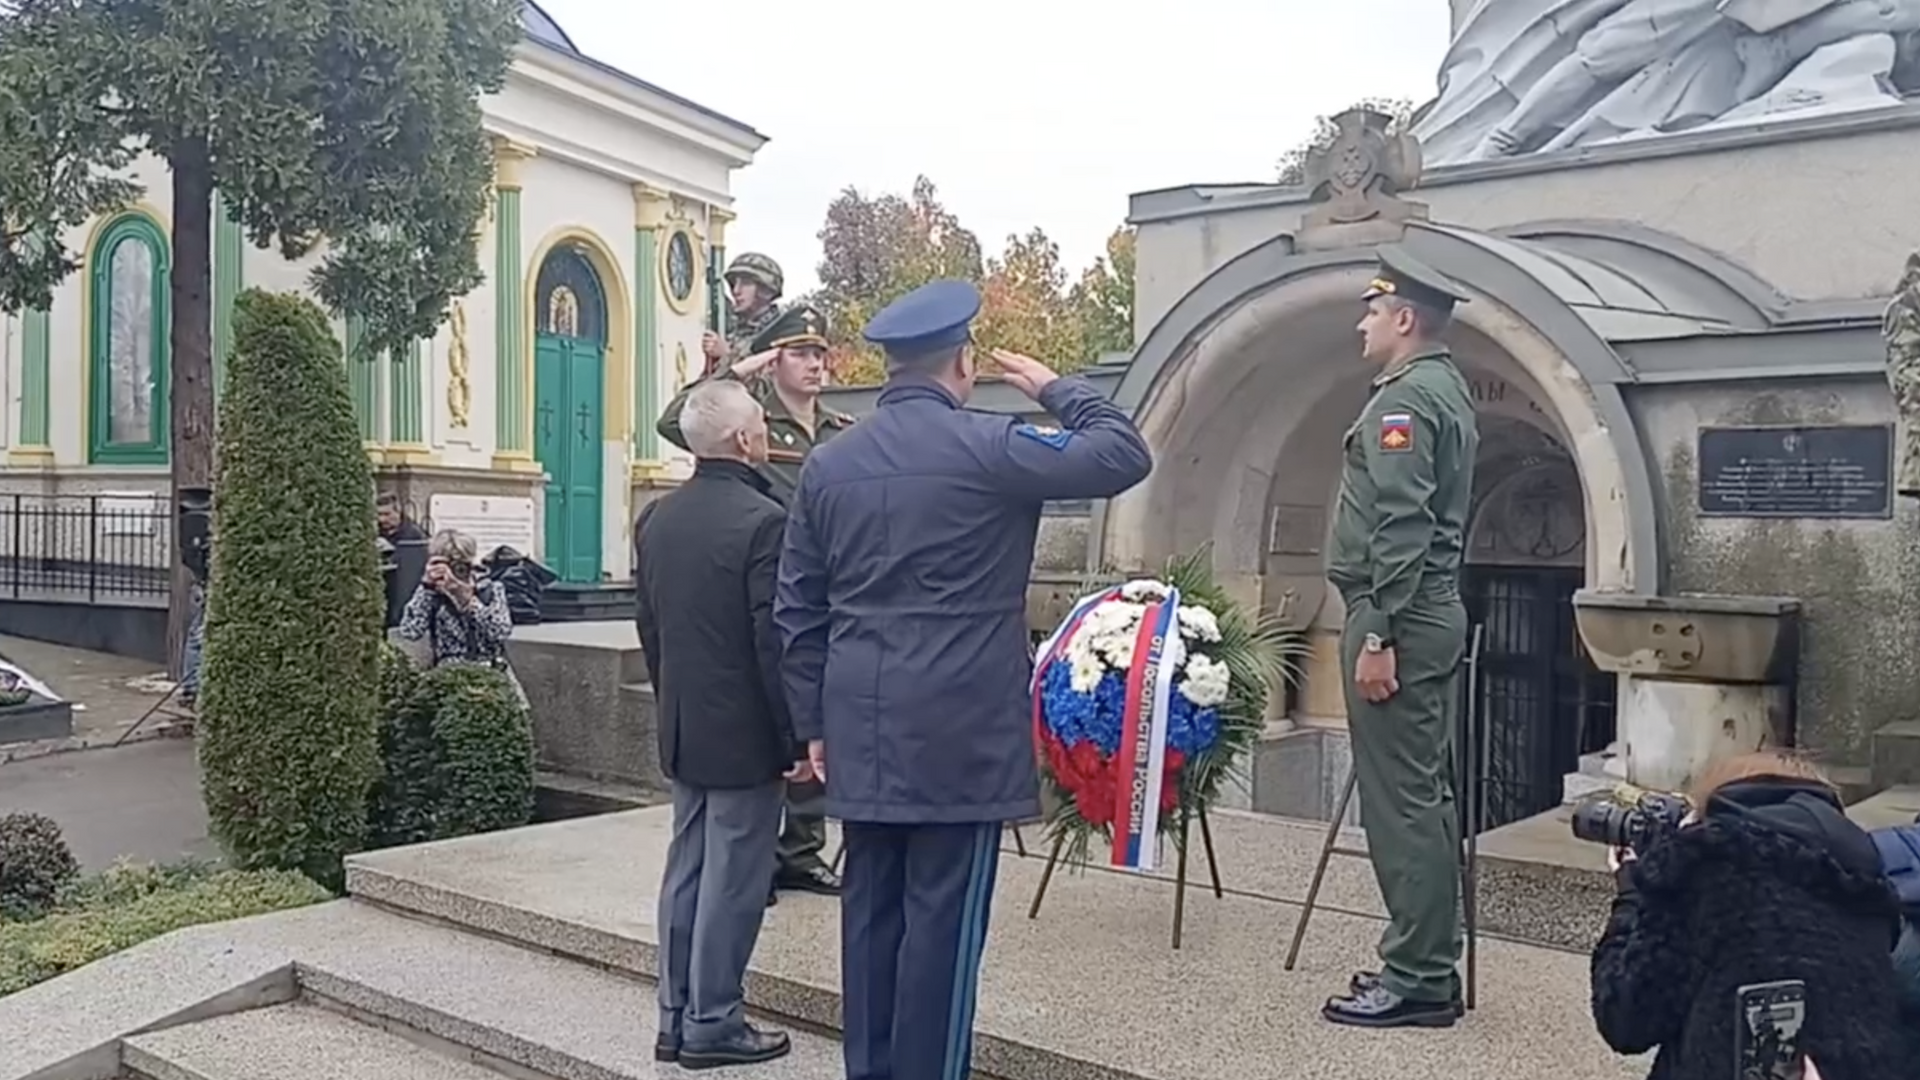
top-left (122, 1002), bottom-right (506, 1080)
top-left (105, 901), bottom-right (846, 1080)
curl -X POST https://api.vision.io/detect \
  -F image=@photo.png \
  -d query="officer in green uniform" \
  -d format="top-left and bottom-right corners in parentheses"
top-left (657, 301), bottom-right (854, 898)
top-left (701, 252), bottom-right (785, 378)
top-left (1321, 246), bottom-right (1479, 1030)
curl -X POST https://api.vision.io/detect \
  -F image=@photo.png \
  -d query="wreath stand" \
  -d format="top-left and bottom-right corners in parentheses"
top-left (1281, 624), bottom-right (1486, 1009)
top-left (1026, 804), bottom-right (1224, 950)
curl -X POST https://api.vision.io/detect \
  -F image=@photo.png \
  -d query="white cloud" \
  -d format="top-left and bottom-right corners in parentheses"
top-left (537, 0), bottom-right (1451, 296)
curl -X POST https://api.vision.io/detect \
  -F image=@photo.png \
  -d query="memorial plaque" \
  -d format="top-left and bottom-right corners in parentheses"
top-left (428, 494), bottom-right (539, 555)
top-left (1696, 425), bottom-right (1892, 520)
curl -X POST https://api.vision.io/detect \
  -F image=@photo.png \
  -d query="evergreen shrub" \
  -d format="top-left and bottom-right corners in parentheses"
top-left (366, 642), bottom-right (439, 848)
top-left (420, 663), bottom-right (534, 840)
top-left (198, 290), bottom-right (384, 891)
top-left (0, 813), bottom-right (78, 920)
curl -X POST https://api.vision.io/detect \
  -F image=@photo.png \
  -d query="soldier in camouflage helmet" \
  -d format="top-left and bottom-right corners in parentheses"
top-left (701, 252), bottom-right (785, 376)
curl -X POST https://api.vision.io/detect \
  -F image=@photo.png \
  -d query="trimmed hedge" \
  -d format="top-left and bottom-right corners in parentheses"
top-left (421, 664), bottom-right (535, 838)
top-left (199, 291), bottom-right (385, 891)
top-left (367, 654), bottom-right (534, 847)
top-left (0, 861), bottom-right (328, 996)
top-left (0, 814), bottom-right (78, 920)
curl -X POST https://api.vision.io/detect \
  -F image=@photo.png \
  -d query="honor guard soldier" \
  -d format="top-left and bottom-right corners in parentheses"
top-left (656, 300), bottom-right (853, 901)
top-left (700, 252), bottom-right (785, 376)
top-left (1323, 246), bottom-right (1479, 1029)
top-left (775, 279), bottom-right (1151, 1080)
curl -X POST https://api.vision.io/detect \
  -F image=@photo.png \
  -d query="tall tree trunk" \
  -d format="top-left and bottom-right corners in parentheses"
top-left (166, 141), bottom-right (214, 678)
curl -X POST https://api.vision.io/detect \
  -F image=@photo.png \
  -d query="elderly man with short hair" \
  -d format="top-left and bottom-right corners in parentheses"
top-left (635, 379), bottom-right (808, 1070)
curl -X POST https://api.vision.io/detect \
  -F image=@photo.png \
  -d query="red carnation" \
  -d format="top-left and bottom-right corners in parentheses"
top-left (1159, 749), bottom-right (1187, 813)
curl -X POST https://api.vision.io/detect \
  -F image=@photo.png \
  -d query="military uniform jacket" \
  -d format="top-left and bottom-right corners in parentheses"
top-left (654, 369), bottom-right (854, 505)
top-left (774, 374), bottom-right (1153, 825)
top-left (724, 304), bottom-right (780, 370)
top-left (1326, 349), bottom-right (1478, 644)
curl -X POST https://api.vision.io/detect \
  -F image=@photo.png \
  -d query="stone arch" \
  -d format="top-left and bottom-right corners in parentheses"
top-left (1099, 223), bottom-right (1664, 605)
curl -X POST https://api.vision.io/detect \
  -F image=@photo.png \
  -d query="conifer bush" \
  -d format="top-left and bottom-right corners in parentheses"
top-left (418, 663), bottom-right (534, 840)
top-left (198, 290), bottom-right (384, 891)
top-left (366, 641), bottom-right (440, 848)
top-left (0, 813), bottom-right (78, 920)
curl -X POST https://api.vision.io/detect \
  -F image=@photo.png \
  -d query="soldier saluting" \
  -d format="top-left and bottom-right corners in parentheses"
top-left (701, 252), bottom-right (785, 378)
top-left (657, 299), bottom-right (853, 902)
top-left (1322, 247), bottom-right (1479, 1030)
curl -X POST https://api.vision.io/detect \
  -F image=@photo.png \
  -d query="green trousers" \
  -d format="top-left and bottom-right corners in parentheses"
top-left (1341, 585), bottom-right (1467, 1003)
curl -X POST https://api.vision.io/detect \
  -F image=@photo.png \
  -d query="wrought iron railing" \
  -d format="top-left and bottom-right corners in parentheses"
top-left (0, 493), bottom-right (172, 602)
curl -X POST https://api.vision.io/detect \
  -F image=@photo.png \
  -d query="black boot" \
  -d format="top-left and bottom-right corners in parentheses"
top-left (774, 861), bottom-right (841, 896)
top-left (1323, 980), bottom-right (1458, 1029)
top-left (1349, 970), bottom-right (1465, 1017)
top-left (678, 1024), bottom-right (793, 1069)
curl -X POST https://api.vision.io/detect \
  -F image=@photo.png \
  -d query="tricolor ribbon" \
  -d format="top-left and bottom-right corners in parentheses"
top-left (1110, 587), bottom-right (1180, 872)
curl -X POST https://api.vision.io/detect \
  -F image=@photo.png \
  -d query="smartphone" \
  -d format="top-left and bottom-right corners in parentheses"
top-left (1735, 979), bottom-right (1807, 1080)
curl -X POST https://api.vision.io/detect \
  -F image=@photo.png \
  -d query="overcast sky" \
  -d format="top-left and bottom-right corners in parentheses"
top-left (538, 0), bottom-right (1454, 296)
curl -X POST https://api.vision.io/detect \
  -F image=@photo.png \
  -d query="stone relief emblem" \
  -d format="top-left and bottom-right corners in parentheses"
top-left (1882, 251), bottom-right (1920, 496)
top-left (1301, 108), bottom-right (1424, 229)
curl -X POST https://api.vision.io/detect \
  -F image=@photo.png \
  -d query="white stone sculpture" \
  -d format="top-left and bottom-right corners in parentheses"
top-left (1413, 0), bottom-right (1920, 166)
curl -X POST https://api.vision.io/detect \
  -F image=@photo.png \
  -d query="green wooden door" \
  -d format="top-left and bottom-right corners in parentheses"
top-left (533, 334), bottom-right (604, 583)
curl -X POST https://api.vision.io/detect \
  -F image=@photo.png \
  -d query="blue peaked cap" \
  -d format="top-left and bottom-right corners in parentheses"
top-left (862, 279), bottom-right (981, 358)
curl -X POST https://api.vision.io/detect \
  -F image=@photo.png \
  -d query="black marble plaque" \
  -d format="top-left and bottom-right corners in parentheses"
top-left (1697, 424), bottom-right (1892, 520)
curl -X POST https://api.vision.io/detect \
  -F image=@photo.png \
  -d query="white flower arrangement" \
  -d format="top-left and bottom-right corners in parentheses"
top-left (1059, 581), bottom-right (1231, 708)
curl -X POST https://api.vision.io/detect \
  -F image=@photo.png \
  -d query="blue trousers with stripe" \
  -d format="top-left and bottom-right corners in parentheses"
top-left (841, 821), bottom-right (1001, 1080)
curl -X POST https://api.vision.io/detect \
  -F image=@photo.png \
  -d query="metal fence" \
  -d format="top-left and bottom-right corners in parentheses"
top-left (0, 493), bottom-right (173, 602)
top-left (1461, 565), bottom-right (1619, 832)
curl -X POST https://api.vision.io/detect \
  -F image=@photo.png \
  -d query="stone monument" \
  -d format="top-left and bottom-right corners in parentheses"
top-left (1885, 252), bottom-right (1920, 497)
top-left (1415, 0), bottom-right (1920, 166)
top-left (1295, 107), bottom-right (1427, 251)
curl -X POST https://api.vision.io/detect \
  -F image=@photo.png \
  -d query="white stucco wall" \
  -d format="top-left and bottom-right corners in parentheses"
top-left (1, 37), bottom-right (761, 581)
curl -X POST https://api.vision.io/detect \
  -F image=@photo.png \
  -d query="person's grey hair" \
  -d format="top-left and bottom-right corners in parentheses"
top-left (680, 380), bottom-right (762, 458)
top-left (886, 343), bottom-right (965, 375)
top-left (428, 528), bottom-right (477, 564)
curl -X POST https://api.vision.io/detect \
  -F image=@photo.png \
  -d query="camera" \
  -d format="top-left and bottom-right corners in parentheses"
top-left (1570, 784), bottom-right (1692, 855)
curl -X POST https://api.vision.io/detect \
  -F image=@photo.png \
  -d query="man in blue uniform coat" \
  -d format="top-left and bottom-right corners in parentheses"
top-left (775, 279), bottom-right (1153, 1080)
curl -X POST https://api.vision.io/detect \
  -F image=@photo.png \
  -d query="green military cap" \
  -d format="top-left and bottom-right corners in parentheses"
top-left (1361, 245), bottom-right (1471, 312)
top-left (724, 252), bottom-right (784, 300)
top-left (750, 302), bottom-right (830, 354)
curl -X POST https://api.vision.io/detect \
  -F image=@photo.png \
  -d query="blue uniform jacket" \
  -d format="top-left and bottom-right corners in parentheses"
top-left (775, 374), bottom-right (1153, 824)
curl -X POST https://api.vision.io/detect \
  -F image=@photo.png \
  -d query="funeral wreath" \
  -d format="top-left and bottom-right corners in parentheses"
top-left (1032, 547), bottom-right (1303, 871)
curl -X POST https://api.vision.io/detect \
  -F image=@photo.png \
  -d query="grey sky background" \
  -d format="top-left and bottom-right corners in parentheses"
top-left (539, 0), bottom-right (1453, 296)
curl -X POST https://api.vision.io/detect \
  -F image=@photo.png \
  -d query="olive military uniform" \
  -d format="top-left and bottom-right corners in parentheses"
top-left (1326, 250), bottom-right (1479, 1016)
top-left (654, 301), bottom-right (853, 885)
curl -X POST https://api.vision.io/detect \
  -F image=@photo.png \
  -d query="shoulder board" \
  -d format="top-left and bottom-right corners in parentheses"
top-left (824, 408), bottom-right (856, 426)
top-left (766, 448), bottom-right (807, 464)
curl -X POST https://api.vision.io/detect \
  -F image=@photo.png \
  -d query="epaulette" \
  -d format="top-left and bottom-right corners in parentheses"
top-left (824, 408), bottom-right (857, 427)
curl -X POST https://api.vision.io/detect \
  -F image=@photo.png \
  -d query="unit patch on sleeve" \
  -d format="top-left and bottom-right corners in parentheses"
top-left (1015, 424), bottom-right (1073, 450)
top-left (1378, 412), bottom-right (1414, 453)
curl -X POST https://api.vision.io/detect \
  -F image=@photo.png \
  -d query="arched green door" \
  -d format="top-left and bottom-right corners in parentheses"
top-left (532, 246), bottom-right (607, 584)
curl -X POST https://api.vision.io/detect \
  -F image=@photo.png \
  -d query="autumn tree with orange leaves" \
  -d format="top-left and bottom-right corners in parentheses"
top-left (806, 176), bottom-right (1135, 386)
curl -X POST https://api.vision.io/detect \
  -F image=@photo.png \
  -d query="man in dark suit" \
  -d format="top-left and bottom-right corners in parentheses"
top-left (775, 279), bottom-right (1153, 1080)
top-left (634, 379), bottom-right (809, 1071)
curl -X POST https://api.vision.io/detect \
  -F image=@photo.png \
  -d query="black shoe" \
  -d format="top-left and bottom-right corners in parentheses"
top-left (775, 862), bottom-right (841, 896)
top-left (1323, 981), bottom-right (1458, 1029)
top-left (678, 1024), bottom-right (793, 1069)
top-left (1349, 970), bottom-right (1466, 1017)
top-left (654, 1032), bottom-right (680, 1063)
top-left (765, 887), bottom-right (778, 908)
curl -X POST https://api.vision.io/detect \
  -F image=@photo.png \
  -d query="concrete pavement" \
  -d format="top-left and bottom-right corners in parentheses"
top-left (0, 737), bottom-right (213, 869)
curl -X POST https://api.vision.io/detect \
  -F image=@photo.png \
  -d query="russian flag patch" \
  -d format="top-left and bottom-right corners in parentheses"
top-left (1379, 412), bottom-right (1413, 452)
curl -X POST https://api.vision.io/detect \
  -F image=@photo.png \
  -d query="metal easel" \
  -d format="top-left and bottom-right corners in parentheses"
top-left (1282, 623), bottom-right (1487, 1011)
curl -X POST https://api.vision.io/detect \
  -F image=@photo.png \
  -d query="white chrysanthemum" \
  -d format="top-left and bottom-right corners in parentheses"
top-left (1069, 653), bottom-right (1105, 694)
top-left (1120, 578), bottom-right (1171, 603)
top-left (1177, 604), bottom-right (1222, 643)
top-left (1097, 632), bottom-right (1137, 672)
top-left (1179, 653), bottom-right (1231, 707)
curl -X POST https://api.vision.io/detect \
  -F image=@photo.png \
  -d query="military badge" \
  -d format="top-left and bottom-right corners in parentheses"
top-left (1015, 424), bottom-right (1072, 450)
top-left (1378, 412), bottom-right (1413, 452)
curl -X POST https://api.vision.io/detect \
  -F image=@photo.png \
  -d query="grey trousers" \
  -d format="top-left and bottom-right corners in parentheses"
top-left (656, 779), bottom-right (785, 1044)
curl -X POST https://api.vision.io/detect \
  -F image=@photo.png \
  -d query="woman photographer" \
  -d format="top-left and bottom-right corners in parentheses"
top-left (1589, 750), bottom-right (1911, 1079)
top-left (397, 528), bottom-right (514, 668)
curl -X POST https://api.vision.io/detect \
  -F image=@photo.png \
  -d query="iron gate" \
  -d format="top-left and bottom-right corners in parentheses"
top-left (1460, 565), bottom-right (1616, 832)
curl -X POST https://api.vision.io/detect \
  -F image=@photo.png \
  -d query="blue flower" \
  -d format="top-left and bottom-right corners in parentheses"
top-left (1042, 659), bottom-right (1218, 759)
top-left (1041, 662), bottom-right (1126, 754)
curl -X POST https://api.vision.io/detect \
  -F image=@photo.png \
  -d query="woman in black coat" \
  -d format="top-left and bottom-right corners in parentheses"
top-left (1590, 751), bottom-right (1911, 1080)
